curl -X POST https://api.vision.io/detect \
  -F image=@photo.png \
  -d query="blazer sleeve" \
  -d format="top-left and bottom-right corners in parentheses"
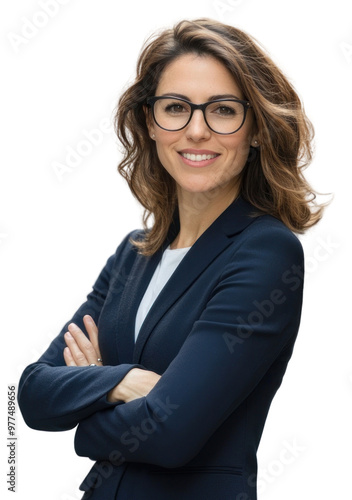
top-left (74, 224), bottom-right (304, 467)
top-left (17, 230), bottom-right (143, 432)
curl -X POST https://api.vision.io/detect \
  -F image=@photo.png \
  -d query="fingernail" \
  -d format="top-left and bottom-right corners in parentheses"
top-left (65, 332), bottom-right (73, 339)
top-left (85, 315), bottom-right (93, 323)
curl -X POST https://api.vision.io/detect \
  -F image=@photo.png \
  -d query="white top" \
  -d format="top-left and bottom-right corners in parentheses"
top-left (134, 244), bottom-right (191, 341)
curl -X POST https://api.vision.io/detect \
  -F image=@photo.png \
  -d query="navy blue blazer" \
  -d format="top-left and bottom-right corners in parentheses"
top-left (18, 196), bottom-right (304, 500)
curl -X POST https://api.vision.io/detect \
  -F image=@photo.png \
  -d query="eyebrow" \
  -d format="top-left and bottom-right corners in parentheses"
top-left (160, 92), bottom-right (242, 101)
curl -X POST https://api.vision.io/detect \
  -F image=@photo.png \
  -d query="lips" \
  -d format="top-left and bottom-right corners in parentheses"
top-left (178, 149), bottom-right (220, 163)
top-left (178, 150), bottom-right (220, 168)
top-left (181, 152), bottom-right (218, 162)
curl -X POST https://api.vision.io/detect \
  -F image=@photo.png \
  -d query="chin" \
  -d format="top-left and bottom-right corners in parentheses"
top-left (181, 173), bottom-right (240, 193)
top-left (177, 181), bottom-right (218, 194)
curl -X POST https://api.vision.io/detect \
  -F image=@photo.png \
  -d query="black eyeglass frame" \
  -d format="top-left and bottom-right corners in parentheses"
top-left (146, 96), bottom-right (252, 135)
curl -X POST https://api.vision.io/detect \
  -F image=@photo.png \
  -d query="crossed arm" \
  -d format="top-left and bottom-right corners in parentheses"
top-left (18, 224), bottom-right (304, 467)
top-left (63, 314), bottom-right (160, 403)
top-left (17, 229), bottom-right (160, 432)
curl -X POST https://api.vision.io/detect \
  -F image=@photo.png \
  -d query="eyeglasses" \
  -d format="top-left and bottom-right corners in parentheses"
top-left (146, 96), bottom-right (251, 135)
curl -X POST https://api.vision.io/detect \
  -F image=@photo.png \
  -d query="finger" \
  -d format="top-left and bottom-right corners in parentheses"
top-left (63, 346), bottom-right (77, 367)
top-left (67, 323), bottom-right (100, 365)
top-left (64, 330), bottom-right (90, 366)
top-left (83, 315), bottom-right (102, 363)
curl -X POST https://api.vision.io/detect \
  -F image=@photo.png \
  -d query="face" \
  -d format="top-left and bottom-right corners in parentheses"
top-left (145, 53), bottom-right (258, 200)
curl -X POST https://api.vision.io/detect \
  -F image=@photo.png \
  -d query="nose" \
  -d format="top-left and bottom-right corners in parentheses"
top-left (185, 109), bottom-right (212, 142)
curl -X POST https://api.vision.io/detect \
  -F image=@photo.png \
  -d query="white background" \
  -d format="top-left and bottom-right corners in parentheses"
top-left (1, 0), bottom-right (351, 498)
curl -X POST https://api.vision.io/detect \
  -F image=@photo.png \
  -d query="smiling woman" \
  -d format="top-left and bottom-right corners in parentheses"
top-left (18, 18), bottom-right (326, 500)
top-left (116, 20), bottom-right (325, 255)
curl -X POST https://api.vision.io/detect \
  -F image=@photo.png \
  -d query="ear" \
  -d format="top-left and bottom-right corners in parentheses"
top-left (143, 105), bottom-right (156, 140)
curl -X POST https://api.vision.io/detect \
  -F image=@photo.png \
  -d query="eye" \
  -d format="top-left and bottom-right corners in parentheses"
top-left (163, 101), bottom-right (189, 114)
top-left (214, 105), bottom-right (237, 116)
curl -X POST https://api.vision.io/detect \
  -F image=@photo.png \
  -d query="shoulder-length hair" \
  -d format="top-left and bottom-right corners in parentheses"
top-left (114, 18), bottom-right (325, 256)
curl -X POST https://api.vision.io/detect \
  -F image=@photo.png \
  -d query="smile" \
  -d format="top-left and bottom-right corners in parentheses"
top-left (178, 151), bottom-right (221, 168)
top-left (180, 153), bottom-right (218, 162)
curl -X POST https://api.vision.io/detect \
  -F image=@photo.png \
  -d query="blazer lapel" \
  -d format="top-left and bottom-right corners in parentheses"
top-left (114, 211), bottom-right (180, 364)
top-left (115, 196), bottom-right (259, 364)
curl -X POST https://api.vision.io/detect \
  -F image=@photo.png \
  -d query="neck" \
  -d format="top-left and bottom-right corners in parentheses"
top-left (170, 183), bottom-right (239, 250)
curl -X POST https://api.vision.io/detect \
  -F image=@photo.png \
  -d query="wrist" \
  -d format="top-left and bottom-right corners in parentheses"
top-left (107, 369), bottom-right (138, 403)
top-left (107, 384), bottom-right (124, 403)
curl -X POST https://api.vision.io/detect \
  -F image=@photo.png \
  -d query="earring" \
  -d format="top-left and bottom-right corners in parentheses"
top-left (152, 134), bottom-right (155, 139)
top-left (253, 140), bottom-right (259, 147)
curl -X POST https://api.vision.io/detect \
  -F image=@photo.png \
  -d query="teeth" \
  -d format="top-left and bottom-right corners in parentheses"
top-left (181, 153), bottom-right (218, 161)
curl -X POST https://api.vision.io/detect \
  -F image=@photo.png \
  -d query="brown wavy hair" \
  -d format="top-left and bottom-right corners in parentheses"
top-left (114, 18), bottom-right (326, 256)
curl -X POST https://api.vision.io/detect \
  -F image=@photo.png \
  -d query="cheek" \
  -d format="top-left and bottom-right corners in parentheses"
top-left (224, 136), bottom-right (251, 163)
top-left (154, 134), bottom-right (179, 166)
top-left (155, 142), bottom-right (169, 167)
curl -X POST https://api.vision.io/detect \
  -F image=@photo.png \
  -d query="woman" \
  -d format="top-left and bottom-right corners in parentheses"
top-left (18, 18), bottom-right (324, 499)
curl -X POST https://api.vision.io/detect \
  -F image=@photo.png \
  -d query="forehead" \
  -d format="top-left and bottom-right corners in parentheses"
top-left (156, 53), bottom-right (243, 99)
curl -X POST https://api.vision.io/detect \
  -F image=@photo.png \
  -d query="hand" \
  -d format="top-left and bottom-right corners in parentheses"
top-left (63, 315), bottom-right (103, 367)
top-left (108, 368), bottom-right (161, 403)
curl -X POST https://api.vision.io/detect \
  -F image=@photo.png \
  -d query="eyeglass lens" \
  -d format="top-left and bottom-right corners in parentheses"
top-left (152, 98), bottom-right (246, 134)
